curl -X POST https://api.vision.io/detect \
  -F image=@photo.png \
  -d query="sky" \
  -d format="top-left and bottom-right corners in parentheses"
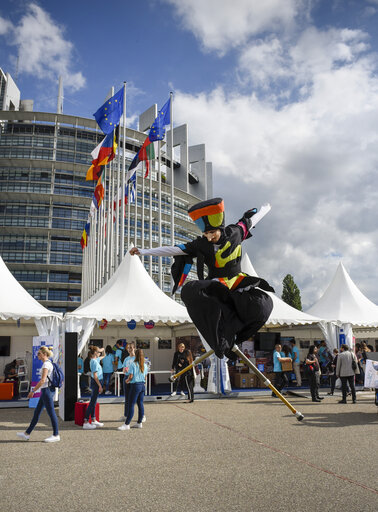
top-left (1, 0), bottom-right (378, 309)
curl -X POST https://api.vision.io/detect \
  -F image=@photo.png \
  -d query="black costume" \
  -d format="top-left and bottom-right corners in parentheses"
top-left (139, 198), bottom-right (274, 360)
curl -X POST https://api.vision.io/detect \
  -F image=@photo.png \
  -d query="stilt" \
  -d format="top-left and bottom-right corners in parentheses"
top-left (169, 349), bottom-right (214, 382)
top-left (231, 345), bottom-right (304, 421)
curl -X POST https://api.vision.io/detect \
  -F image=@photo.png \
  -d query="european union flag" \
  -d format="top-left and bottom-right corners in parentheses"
top-left (149, 97), bottom-right (171, 142)
top-left (94, 87), bottom-right (124, 134)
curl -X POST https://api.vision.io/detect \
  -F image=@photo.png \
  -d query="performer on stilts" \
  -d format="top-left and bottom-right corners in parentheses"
top-left (130, 197), bottom-right (274, 360)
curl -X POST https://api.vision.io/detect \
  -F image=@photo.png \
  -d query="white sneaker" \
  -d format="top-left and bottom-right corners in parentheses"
top-left (44, 435), bottom-right (60, 443)
top-left (132, 423), bottom-right (142, 428)
top-left (92, 420), bottom-right (104, 427)
top-left (180, 391), bottom-right (185, 396)
top-left (119, 415), bottom-right (126, 421)
top-left (141, 415), bottom-right (146, 423)
top-left (105, 391), bottom-right (112, 395)
top-left (83, 422), bottom-right (96, 430)
top-left (17, 432), bottom-right (30, 441)
top-left (118, 424), bottom-right (130, 431)
top-left (170, 391), bottom-right (176, 396)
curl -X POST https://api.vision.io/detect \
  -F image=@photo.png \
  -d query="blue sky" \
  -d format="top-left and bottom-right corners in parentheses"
top-left (2, 0), bottom-right (378, 309)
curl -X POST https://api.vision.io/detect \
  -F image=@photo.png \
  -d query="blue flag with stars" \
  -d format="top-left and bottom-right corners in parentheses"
top-left (94, 87), bottom-right (124, 134)
top-left (149, 97), bottom-right (171, 142)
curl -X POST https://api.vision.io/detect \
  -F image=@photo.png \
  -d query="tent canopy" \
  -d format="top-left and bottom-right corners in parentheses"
top-left (306, 262), bottom-right (378, 327)
top-left (241, 254), bottom-right (320, 326)
top-left (0, 256), bottom-right (62, 322)
top-left (66, 251), bottom-right (190, 324)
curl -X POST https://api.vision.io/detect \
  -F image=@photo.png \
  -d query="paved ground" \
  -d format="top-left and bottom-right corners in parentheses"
top-left (0, 391), bottom-right (377, 512)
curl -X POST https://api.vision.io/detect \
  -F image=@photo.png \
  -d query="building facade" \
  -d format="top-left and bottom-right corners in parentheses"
top-left (0, 70), bottom-right (212, 312)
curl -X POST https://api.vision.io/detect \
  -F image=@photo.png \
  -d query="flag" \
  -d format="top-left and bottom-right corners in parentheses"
top-left (125, 172), bottom-right (136, 205)
top-left (127, 97), bottom-right (170, 177)
top-left (93, 177), bottom-right (105, 209)
top-left (80, 222), bottom-right (90, 250)
top-left (149, 97), bottom-right (171, 141)
top-left (94, 87), bottom-right (124, 134)
top-left (128, 136), bottom-right (156, 177)
top-left (86, 128), bottom-right (118, 181)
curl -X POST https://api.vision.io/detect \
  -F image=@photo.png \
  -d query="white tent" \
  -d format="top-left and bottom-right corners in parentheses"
top-left (0, 255), bottom-right (62, 333)
top-left (306, 262), bottom-right (378, 349)
top-left (241, 254), bottom-right (320, 326)
top-left (65, 251), bottom-right (191, 353)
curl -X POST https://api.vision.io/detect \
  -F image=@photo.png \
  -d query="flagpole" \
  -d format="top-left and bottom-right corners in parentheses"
top-left (158, 140), bottom-right (162, 286)
top-left (120, 82), bottom-right (126, 261)
top-left (105, 161), bottom-right (111, 282)
top-left (169, 92), bottom-right (174, 294)
top-left (149, 150), bottom-right (153, 278)
top-left (142, 162), bottom-right (145, 254)
top-left (134, 170), bottom-right (138, 248)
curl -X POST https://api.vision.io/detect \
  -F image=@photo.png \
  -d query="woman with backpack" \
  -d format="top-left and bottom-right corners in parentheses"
top-left (16, 346), bottom-right (60, 443)
top-left (118, 349), bottom-right (148, 430)
top-left (83, 345), bottom-right (105, 430)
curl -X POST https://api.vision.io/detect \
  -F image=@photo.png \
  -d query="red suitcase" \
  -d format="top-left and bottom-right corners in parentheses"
top-left (74, 401), bottom-right (100, 426)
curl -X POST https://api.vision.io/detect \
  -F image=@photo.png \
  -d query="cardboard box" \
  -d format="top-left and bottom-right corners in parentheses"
top-left (233, 373), bottom-right (257, 388)
top-left (0, 382), bottom-right (14, 400)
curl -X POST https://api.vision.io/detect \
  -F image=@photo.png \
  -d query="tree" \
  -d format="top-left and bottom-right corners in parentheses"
top-left (282, 274), bottom-right (302, 311)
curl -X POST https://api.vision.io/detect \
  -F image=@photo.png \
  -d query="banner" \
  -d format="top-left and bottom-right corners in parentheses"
top-left (29, 335), bottom-right (54, 408)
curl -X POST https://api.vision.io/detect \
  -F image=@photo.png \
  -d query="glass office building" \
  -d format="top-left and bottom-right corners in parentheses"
top-left (0, 70), bottom-right (213, 312)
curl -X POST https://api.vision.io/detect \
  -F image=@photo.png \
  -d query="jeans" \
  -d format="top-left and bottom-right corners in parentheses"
top-left (26, 387), bottom-right (59, 436)
top-left (124, 380), bottom-right (131, 417)
top-left (103, 373), bottom-right (112, 392)
top-left (85, 378), bottom-right (102, 421)
top-left (125, 382), bottom-right (145, 425)
top-left (341, 376), bottom-right (356, 402)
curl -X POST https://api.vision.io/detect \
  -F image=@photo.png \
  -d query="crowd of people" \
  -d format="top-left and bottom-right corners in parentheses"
top-left (272, 339), bottom-right (374, 404)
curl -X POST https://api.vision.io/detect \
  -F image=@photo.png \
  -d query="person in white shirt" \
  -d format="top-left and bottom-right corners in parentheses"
top-left (16, 346), bottom-right (60, 443)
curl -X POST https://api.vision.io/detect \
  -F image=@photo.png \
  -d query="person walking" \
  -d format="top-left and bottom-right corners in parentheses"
top-left (305, 345), bottom-right (322, 402)
top-left (16, 346), bottom-right (60, 443)
top-left (327, 348), bottom-right (339, 395)
top-left (272, 343), bottom-right (292, 396)
top-left (336, 344), bottom-right (359, 404)
top-left (170, 343), bottom-right (186, 397)
top-left (118, 349), bottom-right (148, 431)
top-left (83, 346), bottom-right (105, 430)
top-left (181, 349), bottom-right (195, 403)
top-left (290, 339), bottom-right (302, 387)
top-left (102, 345), bottom-right (115, 395)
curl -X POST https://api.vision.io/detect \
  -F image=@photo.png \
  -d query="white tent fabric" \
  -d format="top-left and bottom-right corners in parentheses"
top-left (0, 256), bottom-right (62, 357)
top-left (306, 262), bottom-right (378, 327)
top-left (306, 262), bottom-right (378, 349)
top-left (241, 254), bottom-right (320, 326)
top-left (66, 251), bottom-right (191, 353)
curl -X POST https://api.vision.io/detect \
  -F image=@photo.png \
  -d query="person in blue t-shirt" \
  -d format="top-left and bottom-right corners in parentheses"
top-left (77, 354), bottom-right (86, 393)
top-left (102, 345), bottom-right (115, 395)
top-left (115, 340), bottom-right (127, 396)
top-left (121, 342), bottom-right (136, 420)
top-left (83, 346), bottom-right (105, 430)
top-left (118, 349), bottom-right (149, 430)
top-left (272, 344), bottom-right (292, 397)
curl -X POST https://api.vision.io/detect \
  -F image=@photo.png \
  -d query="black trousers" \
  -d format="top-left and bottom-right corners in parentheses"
top-left (274, 371), bottom-right (288, 393)
top-left (181, 280), bottom-right (273, 358)
top-left (308, 372), bottom-right (319, 400)
top-left (183, 373), bottom-right (194, 401)
top-left (341, 376), bottom-right (356, 402)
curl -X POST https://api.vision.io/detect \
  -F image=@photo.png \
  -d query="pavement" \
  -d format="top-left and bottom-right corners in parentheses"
top-left (0, 390), bottom-right (377, 512)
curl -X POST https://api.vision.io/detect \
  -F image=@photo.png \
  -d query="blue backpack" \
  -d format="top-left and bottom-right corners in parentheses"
top-left (48, 362), bottom-right (64, 390)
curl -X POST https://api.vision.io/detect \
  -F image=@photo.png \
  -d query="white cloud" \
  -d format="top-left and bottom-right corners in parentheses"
top-left (173, 26), bottom-right (378, 307)
top-left (0, 15), bottom-right (13, 35)
top-left (165, 0), bottom-right (303, 54)
top-left (1, 3), bottom-right (85, 91)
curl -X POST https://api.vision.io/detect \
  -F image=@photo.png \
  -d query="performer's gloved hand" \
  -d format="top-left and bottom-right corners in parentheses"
top-left (243, 208), bottom-right (257, 219)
